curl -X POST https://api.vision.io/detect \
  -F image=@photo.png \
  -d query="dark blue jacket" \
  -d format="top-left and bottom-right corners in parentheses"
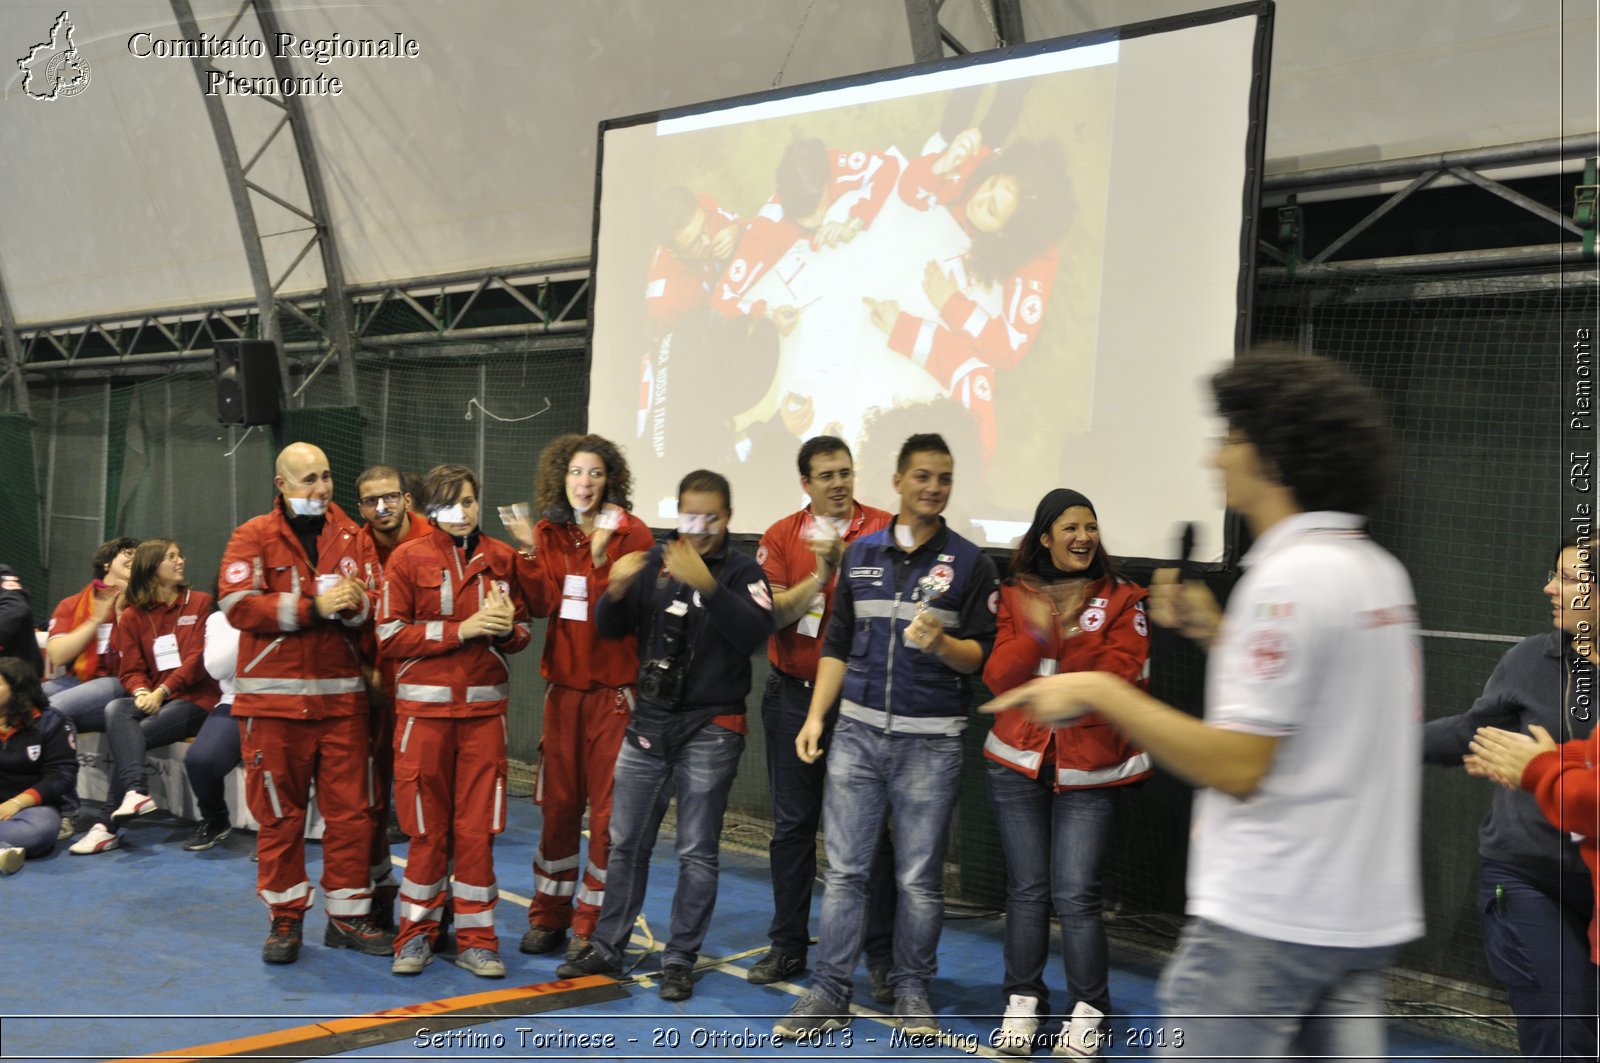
top-left (823, 520), bottom-right (998, 734)
top-left (596, 536), bottom-right (772, 714)
top-left (1425, 630), bottom-right (1597, 884)
top-left (0, 707), bottom-right (76, 807)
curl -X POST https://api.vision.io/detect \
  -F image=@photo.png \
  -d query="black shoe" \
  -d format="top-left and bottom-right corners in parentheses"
top-left (748, 949), bottom-right (806, 985)
top-left (519, 924), bottom-right (568, 955)
top-left (556, 943), bottom-right (623, 980)
top-left (324, 915), bottom-right (395, 956)
top-left (659, 964), bottom-right (694, 1002)
top-left (370, 882), bottom-right (399, 932)
top-left (263, 915), bottom-right (303, 964)
top-left (869, 965), bottom-right (895, 1004)
top-left (183, 818), bottom-right (232, 852)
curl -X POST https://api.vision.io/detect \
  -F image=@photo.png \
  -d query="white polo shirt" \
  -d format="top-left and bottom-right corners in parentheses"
top-left (1189, 511), bottom-right (1424, 948)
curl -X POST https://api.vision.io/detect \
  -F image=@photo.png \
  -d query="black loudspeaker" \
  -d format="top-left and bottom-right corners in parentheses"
top-left (215, 339), bottom-right (282, 426)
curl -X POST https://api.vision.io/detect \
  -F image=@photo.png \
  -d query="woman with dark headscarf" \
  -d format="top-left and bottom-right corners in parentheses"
top-left (982, 489), bottom-right (1152, 1058)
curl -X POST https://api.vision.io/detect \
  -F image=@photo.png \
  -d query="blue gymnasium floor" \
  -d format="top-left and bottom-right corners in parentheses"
top-left (2, 796), bottom-right (1495, 1062)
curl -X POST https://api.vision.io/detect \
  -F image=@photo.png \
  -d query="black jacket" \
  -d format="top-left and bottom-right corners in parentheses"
top-left (0, 565), bottom-right (43, 675)
top-left (1424, 631), bottom-right (1597, 882)
top-left (0, 708), bottom-right (77, 807)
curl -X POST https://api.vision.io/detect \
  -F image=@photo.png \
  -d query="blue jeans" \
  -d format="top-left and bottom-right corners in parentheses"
top-left (99, 696), bottom-right (207, 825)
top-left (591, 723), bottom-right (744, 969)
top-left (761, 668), bottom-right (897, 964)
top-left (185, 701), bottom-right (241, 824)
top-left (1479, 858), bottom-right (1599, 1061)
top-left (1157, 917), bottom-right (1397, 1060)
top-left (811, 715), bottom-right (964, 1005)
top-left (986, 760), bottom-right (1116, 1013)
top-left (0, 805), bottom-right (63, 857)
top-left (46, 675), bottom-right (126, 819)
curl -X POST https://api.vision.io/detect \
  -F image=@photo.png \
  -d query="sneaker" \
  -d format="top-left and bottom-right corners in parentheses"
top-left (1054, 1001), bottom-right (1105, 1059)
top-left (57, 815), bottom-right (75, 840)
top-left (868, 965), bottom-right (895, 1004)
top-left (0, 847), bottom-right (23, 875)
top-left (556, 943), bottom-right (622, 980)
top-left (774, 991), bottom-right (851, 1038)
top-left (109, 791), bottom-right (156, 824)
top-left (518, 924), bottom-right (567, 955)
top-left (391, 934), bottom-right (433, 975)
top-left (454, 947), bottom-right (506, 978)
top-left (68, 823), bottom-right (119, 854)
top-left (325, 915), bottom-right (395, 956)
top-left (748, 949), bottom-right (806, 985)
top-left (564, 933), bottom-right (590, 962)
top-left (659, 963), bottom-right (694, 1001)
top-left (183, 819), bottom-right (232, 852)
top-left (994, 994), bottom-right (1042, 1055)
top-left (894, 992), bottom-right (940, 1036)
top-left (262, 915), bottom-right (303, 964)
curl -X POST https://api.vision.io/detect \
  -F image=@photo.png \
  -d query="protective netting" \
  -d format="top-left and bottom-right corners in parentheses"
top-left (3, 265), bottom-right (1593, 1048)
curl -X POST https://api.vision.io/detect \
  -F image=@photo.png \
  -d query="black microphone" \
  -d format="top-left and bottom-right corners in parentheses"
top-left (1178, 521), bottom-right (1197, 582)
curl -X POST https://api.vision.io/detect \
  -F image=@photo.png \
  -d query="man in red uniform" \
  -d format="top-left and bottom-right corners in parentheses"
top-left (645, 187), bottom-right (740, 334)
top-left (353, 463), bottom-right (433, 923)
top-left (748, 437), bottom-right (899, 994)
top-left (218, 442), bottom-right (390, 965)
top-left (380, 464), bottom-right (532, 977)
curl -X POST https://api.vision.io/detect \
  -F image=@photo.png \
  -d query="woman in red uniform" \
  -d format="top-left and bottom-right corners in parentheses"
top-left (981, 490), bottom-right (1151, 1057)
top-left (70, 539), bottom-right (220, 855)
top-left (379, 464), bottom-right (531, 978)
top-left (508, 433), bottom-right (654, 961)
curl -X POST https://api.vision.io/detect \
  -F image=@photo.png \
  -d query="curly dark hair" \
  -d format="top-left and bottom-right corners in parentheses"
top-left (963, 138), bottom-right (1072, 286)
top-left (1212, 347), bottom-right (1394, 517)
top-left (0, 656), bottom-right (48, 730)
top-left (91, 536), bottom-right (139, 580)
top-left (534, 434), bottom-right (635, 521)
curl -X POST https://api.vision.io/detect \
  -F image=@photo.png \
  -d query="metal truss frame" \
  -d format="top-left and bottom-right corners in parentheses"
top-left (15, 262), bottom-right (590, 381)
top-left (903, 0), bottom-right (1024, 62)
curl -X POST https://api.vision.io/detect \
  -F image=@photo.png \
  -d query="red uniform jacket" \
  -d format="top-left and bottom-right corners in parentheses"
top-left (983, 576), bottom-right (1151, 790)
top-left (218, 501), bottom-right (375, 719)
top-left (47, 584), bottom-right (123, 682)
top-left (515, 510), bottom-right (654, 691)
top-left (357, 513), bottom-right (435, 697)
top-left (113, 589), bottom-right (221, 710)
top-left (645, 193), bottom-right (741, 331)
top-left (378, 527), bottom-right (532, 718)
top-left (1523, 732), bottom-right (1600, 962)
top-left (758, 502), bottom-right (893, 682)
top-left (892, 142), bottom-right (1059, 380)
top-left (714, 147), bottom-right (902, 320)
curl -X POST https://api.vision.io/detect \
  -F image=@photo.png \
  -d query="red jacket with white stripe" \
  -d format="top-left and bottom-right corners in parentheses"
top-left (515, 511), bottom-right (655, 691)
top-left (378, 526), bottom-right (532, 718)
top-left (713, 146), bottom-right (903, 320)
top-left (113, 590), bottom-right (222, 710)
top-left (218, 501), bottom-right (376, 720)
top-left (983, 576), bottom-right (1152, 790)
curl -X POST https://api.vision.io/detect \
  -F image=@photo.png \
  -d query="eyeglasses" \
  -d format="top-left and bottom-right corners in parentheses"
top-left (358, 492), bottom-right (404, 510)
top-left (1549, 569), bottom-right (1593, 583)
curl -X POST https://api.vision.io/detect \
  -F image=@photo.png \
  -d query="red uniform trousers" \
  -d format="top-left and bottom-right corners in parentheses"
top-left (239, 714), bottom-right (378, 920)
top-left (393, 713), bottom-right (508, 952)
top-left (527, 684), bottom-right (632, 937)
top-left (367, 696), bottom-right (396, 882)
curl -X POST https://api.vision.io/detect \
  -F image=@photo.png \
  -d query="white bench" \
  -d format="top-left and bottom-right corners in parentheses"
top-left (74, 732), bottom-right (325, 837)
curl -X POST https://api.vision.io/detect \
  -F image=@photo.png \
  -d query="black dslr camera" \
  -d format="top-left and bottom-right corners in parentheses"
top-left (638, 656), bottom-right (688, 705)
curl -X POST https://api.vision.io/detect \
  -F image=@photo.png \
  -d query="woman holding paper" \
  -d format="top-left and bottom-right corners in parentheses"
top-left (70, 539), bottom-right (220, 855)
top-left (980, 489), bottom-right (1151, 1056)
top-left (506, 434), bottom-right (654, 960)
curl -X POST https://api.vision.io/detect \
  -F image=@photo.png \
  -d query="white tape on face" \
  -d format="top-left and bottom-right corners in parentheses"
top-left (678, 513), bottom-right (708, 535)
top-left (431, 504), bottom-right (466, 524)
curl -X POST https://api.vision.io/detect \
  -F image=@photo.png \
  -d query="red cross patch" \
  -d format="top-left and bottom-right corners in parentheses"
top-left (1248, 628), bottom-right (1291, 680)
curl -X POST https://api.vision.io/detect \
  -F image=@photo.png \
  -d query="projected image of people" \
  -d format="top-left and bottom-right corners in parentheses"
top-left (601, 66), bottom-right (1115, 534)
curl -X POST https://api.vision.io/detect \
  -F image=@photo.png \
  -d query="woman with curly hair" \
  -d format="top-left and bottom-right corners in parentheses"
top-left (0, 657), bottom-right (78, 872)
top-left (69, 540), bottom-right (220, 855)
top-left (507, 433), bottom-right (655, 960)
top-left (982, 489), bottom-right (1151, 1056)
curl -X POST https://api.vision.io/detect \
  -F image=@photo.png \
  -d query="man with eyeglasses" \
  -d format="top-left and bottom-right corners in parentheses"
top-left (354, 464), bottom-right (434, 920)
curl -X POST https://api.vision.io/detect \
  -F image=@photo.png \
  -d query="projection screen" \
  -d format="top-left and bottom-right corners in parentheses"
top-left (587, 3), bottom-right (1272, 560)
